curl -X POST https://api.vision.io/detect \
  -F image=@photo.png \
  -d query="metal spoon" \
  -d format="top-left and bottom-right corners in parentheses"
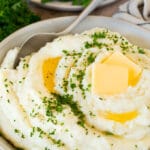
top-left (14, 0), bottom-right (101, 68)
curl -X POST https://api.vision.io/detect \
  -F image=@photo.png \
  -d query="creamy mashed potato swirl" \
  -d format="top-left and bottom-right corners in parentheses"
top-left (0, 28), bottom-right (150, 150)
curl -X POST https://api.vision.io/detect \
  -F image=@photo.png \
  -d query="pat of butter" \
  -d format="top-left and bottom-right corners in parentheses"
top-left (100, 110), bottom-right (138, 123)
top-left (103, 52), bottom-right (142, 85)
top-left (92, 64), bottom-right (128, 95)
top-left (43, 57), bottom-right (61, 93)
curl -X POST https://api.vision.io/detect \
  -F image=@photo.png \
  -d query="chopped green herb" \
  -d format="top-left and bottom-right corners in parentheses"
top-left (70, 83), bottom-right (76, 90)
top-left (30, 127), bottom-right (35, 137)
top-left (92, 32), bottom-right (106, 39)
top-left (103, 131), bottom-right (114, 136)
top-left (14, 129), bottom-right (25, 139)
top-left (89, 111), bottom-right (96, 117)
top-left (62, 78), bottom-right (68, 92)
top-left (85, 42), bottom-right (93, 49)
top-left (52, 94), bottom-right (86, 128)
top-left (45, 147), bottom-right (50, 150)
top-left (65, 129), bottom-right (69, 132)
top-left (23, 63), bottom-right (29, 69)
top-left (138, 48), bottom-right (145, 54)
top-left (53, 139), bottom-right (65, 147)
top-left (14, 129), bottom-right (20, 133)
top-left (49, 129), bottom-right (56, 135)
top-left (21, 134), bottom-right (25, 139)
top-left (87, 53), bottom-right (96, 65)
top-left (99, 97), bottom-right (104, 101)
top-left (37, 127), bottom-right (45, 138)
top-left (62, 50), bottom-right (82, 57)
top-left (85, 41), bottom-right (103, 49)
top-left (30, 127), bottom-right (65, 147)
top-left (76, 70), bottom-right (85, 80)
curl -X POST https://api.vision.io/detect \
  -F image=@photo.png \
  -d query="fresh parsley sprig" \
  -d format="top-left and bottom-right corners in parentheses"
top-left (41, 0), bottom-right (91, 7)
top-left (0, 0), bottom-right (40, 42)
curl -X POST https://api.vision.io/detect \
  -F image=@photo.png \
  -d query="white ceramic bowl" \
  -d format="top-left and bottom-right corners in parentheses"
top-left (0, 16), bottom-right (150, 150)
top-left (29, 0), bottom-right (118, 11)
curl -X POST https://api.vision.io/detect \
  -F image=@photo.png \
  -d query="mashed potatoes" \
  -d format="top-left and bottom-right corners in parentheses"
top-left (0, 28), bottom-right (150, 150)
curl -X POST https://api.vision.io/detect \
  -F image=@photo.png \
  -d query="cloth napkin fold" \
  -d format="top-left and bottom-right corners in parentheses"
top-left (113, 0), bottom-right (150, 30)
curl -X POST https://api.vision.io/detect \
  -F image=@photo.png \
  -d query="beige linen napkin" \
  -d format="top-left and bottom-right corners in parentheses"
top-left (113, 0), bottom-right (150, 30)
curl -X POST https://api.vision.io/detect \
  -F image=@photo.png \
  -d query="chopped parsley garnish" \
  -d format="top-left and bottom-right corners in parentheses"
top-left (76, 70), bottom-right (85, 81)
top-left (70, 83), bottom-right (76, 90)
top-left (53, 139), bottom-right (65, 147)
top-left (76, 70), bottom-right (86, 96)
top-left (22, 58), bottom-right (29, 69)
top-left (7, 99), bottom-right (10, 103)
top-left (49, 129), bottom-right (56, 135)
top-left (30, 127), bottom-right (65, 147)
top-left (14, 129), bottom-right (20, 133)
top-left (120, 41), bottom-right (130, 52)
top-left (91, 32), bottom-right (106, 39)
top-left (87, 53), bottom-right (96, 65)
top-left (14, 129), bottom-right (25, 139)
top-left (45, 147), bottom-right (50, 150)
top-left (23, 63), bottom-right (29, 69)
top-left (52, 94), bottom-right (86, 128)
top-left (30, 109), bottom-right (39, 117)
top-left (62, 78), bottom-right (68, 92)
top-left (147, 105), bottom-right (150, 110)
top-left (89, 111), bottom-right (96, 117)
top-left (30, 127), bottom-right (35, 137)
top-left (103, 131), bottom-right (114, 136)
top-left (42, 96), bottom-right (64, 120)
top-left (85, 41), bottom-right (103, 49)
top-left (3, 78), bottom-right (13, 93)
top-left (37, 127), bottom-right (45, 138)
top-left (62, 50), bottom-right (82, 57)
top-left (41, 93), bottom-right (86, 128)
top-left (99, 97), bottom-right (105, 101)
top-left (85, 31), bottom-right (108, 49)
top-left (138, 47), bottom-right (145, 54)
top-left (84, 41), bottom-right (93, 49)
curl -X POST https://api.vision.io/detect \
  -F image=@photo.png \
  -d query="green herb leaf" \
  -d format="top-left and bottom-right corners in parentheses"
top-left (0, 0), bottom-right (40, 42)
top-left (42, 0), bottom-right (91, 7)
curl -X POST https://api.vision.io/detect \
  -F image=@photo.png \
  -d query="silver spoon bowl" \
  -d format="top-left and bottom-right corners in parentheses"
top-left (13, 0), bottom-right (102, 68)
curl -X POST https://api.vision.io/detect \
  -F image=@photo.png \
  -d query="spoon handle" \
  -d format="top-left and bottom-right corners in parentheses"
top-left (61, 0), bottom-right (103, 34)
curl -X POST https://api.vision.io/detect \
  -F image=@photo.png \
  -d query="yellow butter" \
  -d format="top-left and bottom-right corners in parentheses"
top-left (100, 110), bottom-right (138, 123)
top-left (92, 64), bottom-right (128, 95)
top-left (103, 52), bottom-right (142, 86)
top-left (43, 57), bottom-right (61, 93)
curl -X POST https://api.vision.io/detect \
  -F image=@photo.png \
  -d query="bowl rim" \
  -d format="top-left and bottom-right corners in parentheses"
top-left (1, 15), bottom-right (150, 64)
top-left (1, 15), bottom-right (149, 45)
top-left (0, 15), bottom-right (150, 150)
